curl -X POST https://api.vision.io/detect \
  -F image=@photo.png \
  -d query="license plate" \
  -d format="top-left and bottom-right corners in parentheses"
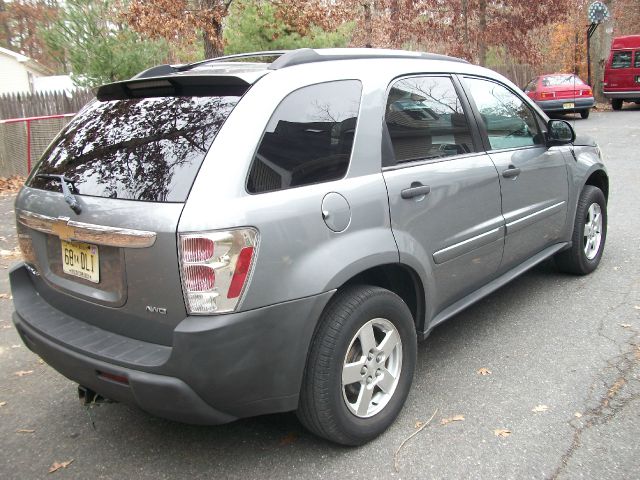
top-left (61, 240), bottom-right (100, 283)
top-left (563, 102), bottom-right (575, 109)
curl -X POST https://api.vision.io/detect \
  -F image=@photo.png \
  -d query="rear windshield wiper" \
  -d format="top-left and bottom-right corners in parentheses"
top-left (35, 174), bottom-right (82, 214)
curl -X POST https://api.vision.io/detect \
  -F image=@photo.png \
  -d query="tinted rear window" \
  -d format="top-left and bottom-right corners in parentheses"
top-left (28, 95), bottom-right (240, 202)
top-left (247, 80), bottom-right (362, 194)
top-left (541, 75), bottom-right (585, 86)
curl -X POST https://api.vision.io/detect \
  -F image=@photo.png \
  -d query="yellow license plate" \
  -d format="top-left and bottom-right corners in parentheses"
top-left (563, 102), bottom-right (575, 109)
top-left (61, 240), bottom-right (100, 283)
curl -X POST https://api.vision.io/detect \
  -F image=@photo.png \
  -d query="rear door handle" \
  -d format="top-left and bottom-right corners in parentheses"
top-left (502, 166), bottom-right (521, 178)
top-left (401, 183), bottom-right (431, 199)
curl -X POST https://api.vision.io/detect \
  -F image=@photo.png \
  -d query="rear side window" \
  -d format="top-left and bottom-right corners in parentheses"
top-left (385, 76), bottom-right (475, 164)
top-left (611, 51), bottom-right (632, 68)
top-left (28, 96), bottom-right (240, 202)
top-left (635, 51), bottom-right (640, 68)
top-left (247, 80), bottom-right (362, 194)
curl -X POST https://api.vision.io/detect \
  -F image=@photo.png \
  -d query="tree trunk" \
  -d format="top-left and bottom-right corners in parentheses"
top-left (593, 0), bottom-right (615, 102)
top-left (203, 23), bottom-right (223, 58)
top-left (389, 0), bottom-right (400, 48)
top-left (0, 0), bottom-right (11, 48)
top-left (462, 0), bottom-right (469, 52)
top-left (363, 2), bottom-right (372, 48)
top-left (478, 0), bottom-right (487, 66)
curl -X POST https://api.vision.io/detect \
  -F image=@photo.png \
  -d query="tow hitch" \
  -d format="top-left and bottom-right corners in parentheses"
top-left (78, 385), bottom-right (111, 405)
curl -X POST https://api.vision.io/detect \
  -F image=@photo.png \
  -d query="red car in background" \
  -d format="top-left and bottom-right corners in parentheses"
top-left (524, 74), bottom-right (595, 119)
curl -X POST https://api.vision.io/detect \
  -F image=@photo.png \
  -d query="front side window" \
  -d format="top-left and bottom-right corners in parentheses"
top-left (612, 51), bottom-right (632, 68)
top-left (247, 80), bottom-right (362, 194)
top-left (464, 77), bottom-right (543, 151)
top-left (385, 76), bottom-right (475, 165)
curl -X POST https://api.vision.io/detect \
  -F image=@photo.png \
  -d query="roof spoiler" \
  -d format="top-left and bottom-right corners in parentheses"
top-left (96, 75), bottom-right (250, 101)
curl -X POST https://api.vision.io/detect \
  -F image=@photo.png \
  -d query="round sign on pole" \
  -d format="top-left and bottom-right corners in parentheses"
top-left (588, 1), bottom-right (610, 24)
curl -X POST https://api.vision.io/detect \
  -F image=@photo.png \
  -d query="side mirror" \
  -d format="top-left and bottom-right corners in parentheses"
top-left (547, 119), bottom-right (575, 146)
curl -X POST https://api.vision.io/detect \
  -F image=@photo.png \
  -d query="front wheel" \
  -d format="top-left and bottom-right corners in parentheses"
top-left (297, 285), bottom-right (416, 445)
top-left (555, 185), bottom-right (607, 275)
top-left (611, 99), bottom-right (623, 110)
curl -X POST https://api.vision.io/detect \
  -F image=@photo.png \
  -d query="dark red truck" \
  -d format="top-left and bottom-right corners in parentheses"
top-left (603, 35), bottom-right (640, 110)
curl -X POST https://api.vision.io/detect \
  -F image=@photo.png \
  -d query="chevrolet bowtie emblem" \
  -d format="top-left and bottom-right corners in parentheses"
top-left (51, 217), bottom-right (75, 241)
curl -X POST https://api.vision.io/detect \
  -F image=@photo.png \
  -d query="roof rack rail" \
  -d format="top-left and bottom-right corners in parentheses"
top-left (180, 51), bottom-right (289, 70)
top-left (133, 51), bottom-right (288, 79)
top-left (132, 48), bottom-right (468, 80)
top-left (268, 48), bottom-right (468, 69)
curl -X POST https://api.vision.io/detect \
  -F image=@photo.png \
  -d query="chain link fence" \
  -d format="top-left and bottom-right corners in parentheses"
top-left (0, 114), bottom-right (75, 177)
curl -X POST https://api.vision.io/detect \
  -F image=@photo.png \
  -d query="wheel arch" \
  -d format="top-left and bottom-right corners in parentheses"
top-left (339, 263), bottom-right (427, 335)
top-left (584, 169), bottom-right (609, 200)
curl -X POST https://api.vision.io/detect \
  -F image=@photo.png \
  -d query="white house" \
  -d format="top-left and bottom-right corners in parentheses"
top-left (0, 46), bottom-right (53, 95)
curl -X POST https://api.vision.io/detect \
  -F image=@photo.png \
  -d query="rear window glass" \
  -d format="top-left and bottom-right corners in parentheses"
top-left (541, 75), bottom-right (585, 86)
top-left (247, 80), bottom-right (362, 194)
top-left (612, 51), bottom-right (632, 68)
top-left (28, 95), bottom-right (240, 202)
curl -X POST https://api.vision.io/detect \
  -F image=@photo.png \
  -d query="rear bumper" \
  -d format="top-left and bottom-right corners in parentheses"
top-left (10, 264), bottom-right (334, 424)
top-left (535, 97), bottom-right (595, 112)
top-left (602, 90), bottom-right (640, 100)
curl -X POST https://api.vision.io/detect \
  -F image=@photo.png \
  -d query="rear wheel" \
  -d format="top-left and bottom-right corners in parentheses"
top-left (555, 185), bottom-right (607, 275)
top-left (580, 109), bottom-right (590, 119)
top-left (611, 99), bottom-right (623, 110)
top-left (297, 285), bottom-right (416, 445)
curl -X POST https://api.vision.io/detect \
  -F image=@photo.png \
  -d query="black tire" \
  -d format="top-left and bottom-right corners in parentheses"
top-left (580, 109), bottom-right (590, 119)
top-left (555, 185), bottom-right (607, 275)
top-left (611, 99), bottom-right (623, 111)
top-left (297, 285), bottom-right (417, 446)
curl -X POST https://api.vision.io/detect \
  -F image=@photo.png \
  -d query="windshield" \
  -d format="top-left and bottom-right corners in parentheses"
top-left (28, 95), bottom-right (240, 202)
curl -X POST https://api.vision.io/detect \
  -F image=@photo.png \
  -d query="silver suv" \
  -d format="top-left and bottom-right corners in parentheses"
top-left (11, 49), bottom-right (608, 445)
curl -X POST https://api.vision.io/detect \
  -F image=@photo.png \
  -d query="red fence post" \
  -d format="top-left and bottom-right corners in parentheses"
top-left (26, 118), bottom-right (31, 173)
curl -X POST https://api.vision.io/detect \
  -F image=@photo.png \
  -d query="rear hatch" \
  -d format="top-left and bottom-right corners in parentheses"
top-left (16, 77), bottom-right (252, 345)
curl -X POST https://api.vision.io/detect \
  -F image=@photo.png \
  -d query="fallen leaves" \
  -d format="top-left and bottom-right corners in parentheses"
top-left (620, 323), bottom-right (632, 328)
top-left (574, 412), bottom-right (583, 418)
top-left (0, 246), bottom-right (21, 260)
top-left (48, 460), bottom-right (74, 474)
top-left (532, 404), bottom-right (549, 413)
top-left (607, 378), bottom-right (626, 398)
top-left (16, 428), bottom-right (35, 433)
top-left (0, 401), bottom-right (6, 407)
top-left (1, 324), bottom-right (12, 329)
top-left (14, 370), bottom-right (33, 377)
top-left (441, 414), bottom-right (465, 425)
top-left (278, 432), bottom-right (297, 447)
top-left (477, 367), bottom-right (492, 376)
top-left (0, 293), bottom-right (12, 300)
top-left (0, 176), bottom-right (24, 195)
top-left (494, 428), bottom-right (511, 438)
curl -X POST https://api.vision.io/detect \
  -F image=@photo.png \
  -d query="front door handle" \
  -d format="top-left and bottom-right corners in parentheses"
top-left (401, 182), bottom-right (431, 199)
top-left (502, 166), bottom-right (521, 178)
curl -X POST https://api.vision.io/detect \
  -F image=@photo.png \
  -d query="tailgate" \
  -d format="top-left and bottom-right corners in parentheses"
top-left (16, 189), bottom-right (185, 345)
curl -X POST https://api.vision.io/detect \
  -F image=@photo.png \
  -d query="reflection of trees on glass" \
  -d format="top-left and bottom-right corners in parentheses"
top-left (29, 96), bottom-right (240, 202)
top-left (389, 78), bottom-right (463, 116)
top-left (385, 77), bottom-right (475, 162)
top-left (248, 80), bottom-right (362, 193)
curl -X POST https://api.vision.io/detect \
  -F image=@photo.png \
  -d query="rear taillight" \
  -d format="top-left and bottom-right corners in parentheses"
top-left (179, 228), bottom-right (258, 314)
top-left (540, 92), bottom-right (555, 99)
